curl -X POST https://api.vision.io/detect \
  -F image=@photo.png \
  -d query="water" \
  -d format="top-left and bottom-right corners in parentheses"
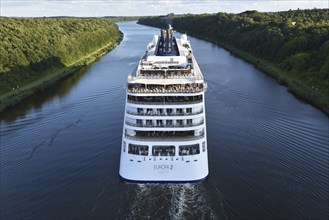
top-left (1, 21), bottom-right (328, 220)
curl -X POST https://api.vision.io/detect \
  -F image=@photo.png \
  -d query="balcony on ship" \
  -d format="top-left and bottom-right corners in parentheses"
top-left (125, 119), bottom-right (204, 128)
top-left (124, 130), bottom-right (205, 142)
top-left (127, 83), bottom-right (204, 94)
top-left (136, 67), bottom-right (194, 79)
top-left (124, 144), bottom-right (203, 157)
top-left (127, 94), bottom-right (203, 105)
top-left (152, 145), bottom-right (175, 156)
top-left (126, 107), bottom-right (203, 116)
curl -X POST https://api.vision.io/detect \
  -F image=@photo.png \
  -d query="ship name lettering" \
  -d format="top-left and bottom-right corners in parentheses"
top-left (154, 165), bottom-right (173, 170)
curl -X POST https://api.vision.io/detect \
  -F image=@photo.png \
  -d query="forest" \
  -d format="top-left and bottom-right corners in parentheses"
top-left (0, 17), bottom-right (122, 110)
top-left (138, 9), bottom-right (329, 114)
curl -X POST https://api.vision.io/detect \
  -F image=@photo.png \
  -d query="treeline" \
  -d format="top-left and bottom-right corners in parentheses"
top-left (0, 17), bottom-right (123, 95)
top-left (104, 16), bottom-right (144, 22)
top-left (138, 9), bottom-right (329, 113)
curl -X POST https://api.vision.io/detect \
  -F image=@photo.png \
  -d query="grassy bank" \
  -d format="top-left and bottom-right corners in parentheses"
top-left (0, 40), bottom-right (121, 112)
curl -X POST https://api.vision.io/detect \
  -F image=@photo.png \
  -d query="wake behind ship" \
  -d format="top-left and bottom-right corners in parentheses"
top-left (119, 25), bottom-right (208, 183)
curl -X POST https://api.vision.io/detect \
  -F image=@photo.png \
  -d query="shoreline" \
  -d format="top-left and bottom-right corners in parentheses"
top-left (0, 39), bottom-right (122, 113)
top-left (216, 41), bottom-right (329, 117)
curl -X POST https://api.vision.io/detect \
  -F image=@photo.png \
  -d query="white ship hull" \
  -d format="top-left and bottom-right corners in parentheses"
top-left (119, 25), bottom-right (209, 183)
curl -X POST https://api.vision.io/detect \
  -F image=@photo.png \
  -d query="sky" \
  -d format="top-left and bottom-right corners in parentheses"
top-left (0, 0), bottom-right (328, 17)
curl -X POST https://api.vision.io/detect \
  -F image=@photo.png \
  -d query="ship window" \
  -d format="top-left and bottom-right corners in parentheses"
top-left (136, 119), bottom-right (143, 126)
top-left (186, 108), bottom-right (192, 114)
top-left (179, 144), bottom-right (200, 156)
top-left (176, 108), bottom-right (183, 114)
top-left (176, 119), bottom-right (183, 126)
top-left (156, 120), bottom-right (163, 127)
top-left (146, 120), bottom-right (153, 126)
top-left (152, 145), bottom-right (175, 156)
top-left (137, 108), bottom-right (143, 114)
top-left (187, 119), bottom-right (192, 125)
top-left (154, 96), bottom-right (163, 102)
top-left (166, 96), bottom-right (173, 102)
top-left (146, 108), bottom-right (153, 115)
top-left (166, 108), bottom-right (172, 115)
top-left (166, 120), bottom-right (173, 126)
top-left (156, 108), bottom-right (163, 115)
top-left (128, 144), bottom-right (149, 156)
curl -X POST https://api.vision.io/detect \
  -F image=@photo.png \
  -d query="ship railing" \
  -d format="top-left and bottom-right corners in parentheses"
top-left (191, 56), bottom-right (204, 80)
top-left (127, 88), bottom-right (204, 94)
top-left (124, 133), bottom-right (205, 142)
top-left (135, 74), bottom-right (196, 80)
top-left (127, 100), bottom-right (203, 105)
top-left (126, 110), bottom-right (203, 116)
top-left (137, 68), bottom-right (194, 79)
top-left (125, 121), bottom-right (204, 128)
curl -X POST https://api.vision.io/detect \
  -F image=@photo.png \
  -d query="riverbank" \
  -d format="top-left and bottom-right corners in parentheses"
top-left (212, 40), bottom-right (329, 116)
top-left (0, 40), bottom-right (122, 112)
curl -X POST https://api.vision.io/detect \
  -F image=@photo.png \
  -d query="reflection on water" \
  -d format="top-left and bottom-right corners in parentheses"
top-left (1, 67), bottom-right (89, 122)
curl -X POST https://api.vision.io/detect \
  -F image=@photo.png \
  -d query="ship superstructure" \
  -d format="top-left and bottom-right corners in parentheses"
top-left (119, 25), bottom-right (208, 182)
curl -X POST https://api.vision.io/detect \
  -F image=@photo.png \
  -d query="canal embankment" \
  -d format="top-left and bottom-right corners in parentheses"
top-left (0, 17), bottom-right (123, 112)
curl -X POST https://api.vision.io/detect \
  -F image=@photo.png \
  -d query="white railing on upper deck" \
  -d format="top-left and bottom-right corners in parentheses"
top-left (136, 73), bottom-right (195, 79)
top-left (191, 55), bottom-right (203, 80)
top-left (127, 86), bottom-right (204, 94)
top-left (124, 133), bottom-right (205, 142)
top-left (127, 100), bottom-right (203, 105)
top-left (126, 110), bottom-right (203, 117)
top-left (125, 120), bottom-right (204, 128)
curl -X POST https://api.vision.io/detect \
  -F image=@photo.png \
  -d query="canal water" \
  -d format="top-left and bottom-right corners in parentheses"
top-left (1, 22), bottom-right (328, 220)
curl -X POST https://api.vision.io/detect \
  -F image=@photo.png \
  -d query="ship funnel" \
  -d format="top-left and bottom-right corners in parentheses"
top-left (161, 30), bottom-right (166, 43)
top-left (165, 25), bottom-right (174, 52)
top-left (156, 25), bottom-right (179, 56)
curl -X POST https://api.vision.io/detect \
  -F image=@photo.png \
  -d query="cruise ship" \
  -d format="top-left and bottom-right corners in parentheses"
top-left (119, 25), bottom-right (208, 183)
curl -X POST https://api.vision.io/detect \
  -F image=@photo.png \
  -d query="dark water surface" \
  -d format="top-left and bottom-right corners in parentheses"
top-left (1, 22), bottom-right (328, 220)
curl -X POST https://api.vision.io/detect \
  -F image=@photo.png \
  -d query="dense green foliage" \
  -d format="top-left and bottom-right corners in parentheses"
top-left (138, 9), bottom-right (329, 113)
top-left (0, 17), bottom-right (122, 96)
